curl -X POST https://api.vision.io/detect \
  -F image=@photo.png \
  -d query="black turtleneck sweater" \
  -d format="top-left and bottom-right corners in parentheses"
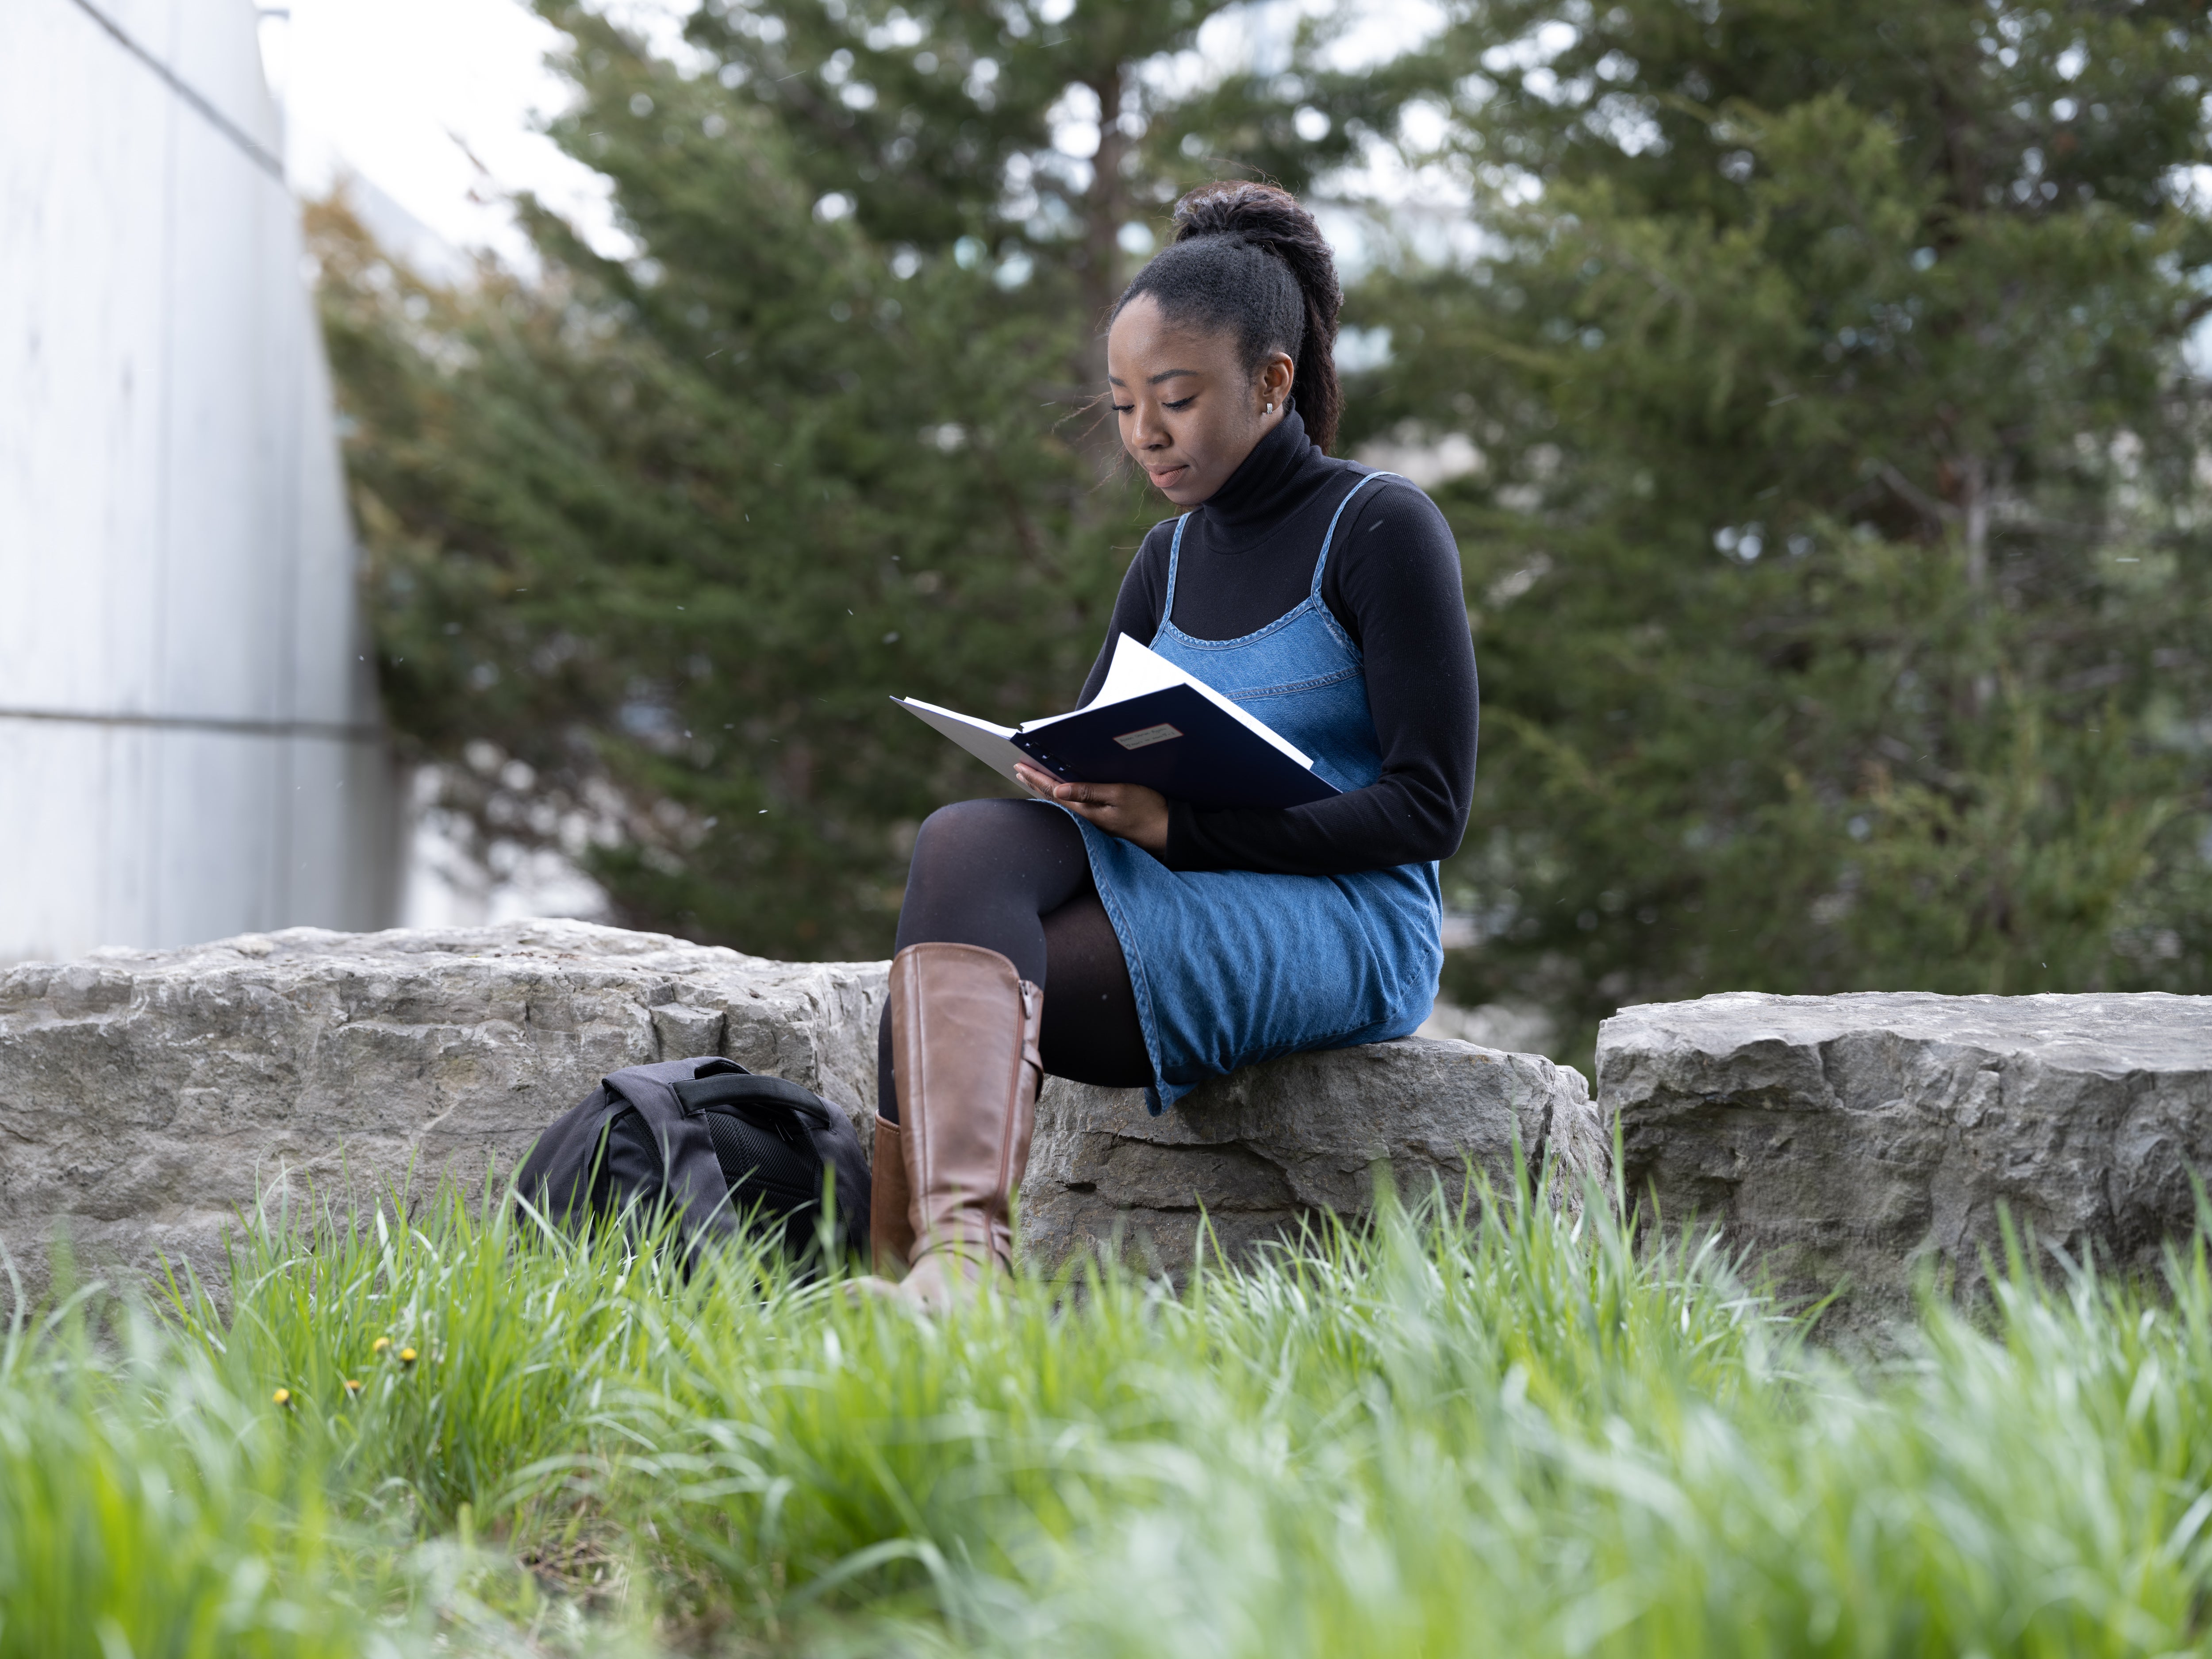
top-left (1077, 407), bottom-right (1479, 876)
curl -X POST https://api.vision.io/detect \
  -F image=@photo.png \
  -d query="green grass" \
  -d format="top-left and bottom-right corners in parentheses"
top-left (7, 1173), bottom-right (2212, 1656)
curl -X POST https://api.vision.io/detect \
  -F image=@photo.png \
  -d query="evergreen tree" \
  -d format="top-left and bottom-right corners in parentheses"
top-left (325, 0), bottom-right (2211, 1057)
top-left (321, 0), bottom-right (1361, 957)
top-left (1343, 0), bottom-right (2212, 1045)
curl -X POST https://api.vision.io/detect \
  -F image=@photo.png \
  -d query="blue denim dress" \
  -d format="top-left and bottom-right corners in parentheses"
top-left (1066, 472), bottom-right (1445, 1112)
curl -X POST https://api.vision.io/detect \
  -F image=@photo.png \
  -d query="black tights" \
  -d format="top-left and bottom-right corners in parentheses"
top-left (875, 798), bottom-right (1151, 1121)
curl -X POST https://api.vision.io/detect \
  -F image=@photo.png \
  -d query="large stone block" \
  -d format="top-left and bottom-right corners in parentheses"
top-left (0, 918), bottom-right (1605, 1301)
top-left (0, 920), bottom-right (886, 1300)
top-left (1600, 992), bottom-right (2212, 1320)
top-left (1021, 1038), bottom-right (1608, 1274)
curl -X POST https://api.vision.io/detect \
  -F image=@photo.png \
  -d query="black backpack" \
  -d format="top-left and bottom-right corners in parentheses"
top-left (514, 1056), bottom-right (870, 1268)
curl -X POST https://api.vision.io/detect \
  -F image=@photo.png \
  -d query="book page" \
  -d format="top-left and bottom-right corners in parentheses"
top-left (891, 697), bottom-right (1034, 785)
top-left (1087, 630), bottom-right (1187, 706)
top-left (1024, 634), bottom-right (1313, 769)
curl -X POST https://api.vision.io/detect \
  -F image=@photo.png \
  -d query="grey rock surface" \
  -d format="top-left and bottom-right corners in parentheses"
top-left (0, 917), bottom-right (1606, 1302)
top-left (0, 920), bottom-right (886, 1300)
top-left (1021, 1038), bottom-right (1609, 1275)
top-left (1600, 992), bottom-right (2212, 1319)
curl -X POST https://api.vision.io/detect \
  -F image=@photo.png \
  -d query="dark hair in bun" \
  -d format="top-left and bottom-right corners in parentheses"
top-left (1112, 181), bottom-right (1345, 453)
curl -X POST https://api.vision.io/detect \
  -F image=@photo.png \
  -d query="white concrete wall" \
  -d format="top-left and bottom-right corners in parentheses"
top-left (0, 0), bottom-right (398, 962)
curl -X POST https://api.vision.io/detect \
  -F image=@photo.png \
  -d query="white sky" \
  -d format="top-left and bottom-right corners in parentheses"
top-left (261, 0), bottom-right (627, 269)
top-left (258, 0), bottom-right (1458, 277)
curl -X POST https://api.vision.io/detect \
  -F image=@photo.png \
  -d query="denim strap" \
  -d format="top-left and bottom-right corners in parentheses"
top-left (1309, 472), bottom-right (1402, 601)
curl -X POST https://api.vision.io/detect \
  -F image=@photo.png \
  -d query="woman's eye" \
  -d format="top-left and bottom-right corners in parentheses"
top-left (1112, 403), bottom-right (1134, 414)
top-left (1164, 397), bottom-right (1195, 411)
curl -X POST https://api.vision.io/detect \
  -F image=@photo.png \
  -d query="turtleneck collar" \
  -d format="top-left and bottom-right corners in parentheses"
top-left (1194, 402), bottom-right (1320, 540)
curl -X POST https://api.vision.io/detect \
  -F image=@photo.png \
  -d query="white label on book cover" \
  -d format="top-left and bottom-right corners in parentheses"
top-left (1112, 722), bottom-right (1182, 750)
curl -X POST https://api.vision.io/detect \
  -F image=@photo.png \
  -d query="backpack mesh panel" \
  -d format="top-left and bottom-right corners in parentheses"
top-left (704, 1107), bottom-right (821, 1205)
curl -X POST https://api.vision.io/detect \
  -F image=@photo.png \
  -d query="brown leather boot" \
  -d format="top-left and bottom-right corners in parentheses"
top-left (892, 941), bottom-right (1042, 1310)
top-left (868, 1114), bottom-right (914, 1275)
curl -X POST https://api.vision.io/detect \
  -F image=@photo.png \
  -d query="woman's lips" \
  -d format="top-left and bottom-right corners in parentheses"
top-left (1147, 464), bottom-right (1189, 489)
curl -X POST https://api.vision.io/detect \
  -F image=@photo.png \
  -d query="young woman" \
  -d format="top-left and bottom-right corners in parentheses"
top-left (865, 182), bottom-right (1479, 1306)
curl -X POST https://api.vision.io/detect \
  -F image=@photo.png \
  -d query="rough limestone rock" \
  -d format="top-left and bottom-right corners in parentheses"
top-left (0, 917), bottom-right (1605, 1300)
top-left (0, 920), bottom-right (886, 1301)
top-left (1021, 1038), bottom-right (1609, 1274)
top-left (1600, 992), bottom-right (2212, 1319)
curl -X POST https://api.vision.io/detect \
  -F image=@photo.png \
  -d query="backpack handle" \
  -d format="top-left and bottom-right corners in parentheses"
top-left (672, 1071), bottom-right (833, 1125)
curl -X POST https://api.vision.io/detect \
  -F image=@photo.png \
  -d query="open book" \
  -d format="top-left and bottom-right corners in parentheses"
top-left (893, 634), bottom-right (1339, 811)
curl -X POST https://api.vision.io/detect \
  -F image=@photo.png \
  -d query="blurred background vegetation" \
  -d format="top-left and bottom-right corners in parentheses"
top-left (318, 0), bottom-right (2212, 1058)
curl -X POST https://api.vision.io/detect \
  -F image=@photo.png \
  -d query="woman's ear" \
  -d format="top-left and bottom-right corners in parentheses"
top-left (1257, 350), bottom-right (1295, 414)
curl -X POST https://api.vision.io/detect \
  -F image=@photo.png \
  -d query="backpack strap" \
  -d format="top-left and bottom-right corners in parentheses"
top-left (601, 1056), bottom-right (750, 1238)
top-left (672, 1070), bottom-right (833, 1125)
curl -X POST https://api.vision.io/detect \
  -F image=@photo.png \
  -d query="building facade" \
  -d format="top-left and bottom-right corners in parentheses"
top-left (1, 0), bottom-right (398, 963)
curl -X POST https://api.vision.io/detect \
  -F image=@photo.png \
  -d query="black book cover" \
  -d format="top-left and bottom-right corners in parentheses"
top-left (1010, 684), bottom-right (1337, 811)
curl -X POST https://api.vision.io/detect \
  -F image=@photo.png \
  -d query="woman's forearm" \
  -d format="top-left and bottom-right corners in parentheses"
top-left (1160, 767), bottom-right (1465, 874)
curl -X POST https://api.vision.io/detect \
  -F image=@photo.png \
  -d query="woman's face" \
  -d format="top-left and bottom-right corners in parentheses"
top-left (1106, 294), bottom-right (1294, 506)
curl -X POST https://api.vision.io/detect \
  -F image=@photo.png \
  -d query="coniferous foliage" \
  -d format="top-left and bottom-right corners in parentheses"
top-left (323, 0), bottom-right (2212, 1047)
top-left (1343, 0), bottom-right (2212, 1043)
top-left (320, 0), bottom-right (1361, 958)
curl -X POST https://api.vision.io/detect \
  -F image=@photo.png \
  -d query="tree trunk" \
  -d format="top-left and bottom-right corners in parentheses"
top-left (1080, 63), bottom-right (1129, 384)
top-left (1959, 451), bottom-right (1989, 592)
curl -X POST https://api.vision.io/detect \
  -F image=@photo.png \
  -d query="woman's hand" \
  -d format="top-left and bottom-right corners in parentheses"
top-left (1014, 764), bottom-right (1171, 855)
